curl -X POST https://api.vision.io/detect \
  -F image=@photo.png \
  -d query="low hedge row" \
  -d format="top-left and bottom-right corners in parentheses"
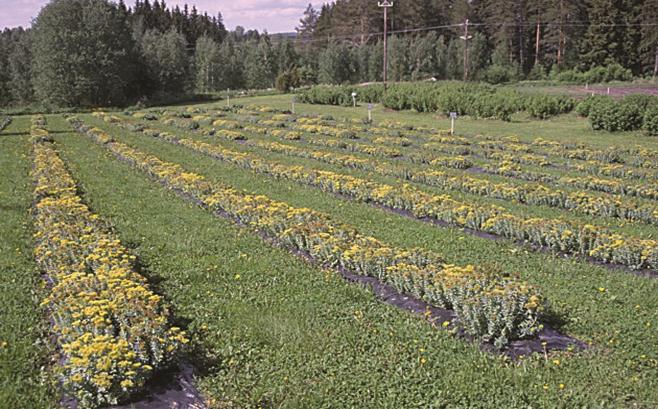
top-left (298, 82), bottom-right (575, 121)
top-left (577, 94), bottom-right (658, 134)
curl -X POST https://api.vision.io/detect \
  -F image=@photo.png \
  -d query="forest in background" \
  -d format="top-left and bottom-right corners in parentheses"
top-left (0, 0), bottom-right (657, 108)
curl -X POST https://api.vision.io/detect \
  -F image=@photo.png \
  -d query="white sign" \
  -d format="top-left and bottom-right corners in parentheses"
top-left (449, 112), bottom-right (458, 119)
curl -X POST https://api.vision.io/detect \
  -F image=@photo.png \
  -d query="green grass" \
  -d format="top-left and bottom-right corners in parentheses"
top-left (0, 116), bottom-right (56, 408)
top-left (52, 114), bottom-right (658, 407)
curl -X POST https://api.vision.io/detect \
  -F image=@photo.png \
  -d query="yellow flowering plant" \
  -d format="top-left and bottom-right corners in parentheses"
top-left (31, 120), bottom-right (187, 408)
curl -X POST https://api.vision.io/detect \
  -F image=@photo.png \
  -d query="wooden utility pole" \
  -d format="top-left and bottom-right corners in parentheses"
top-left (460, 19), bottom-right (473, 81)
top-left (378, 1), bottom-right (393, 89)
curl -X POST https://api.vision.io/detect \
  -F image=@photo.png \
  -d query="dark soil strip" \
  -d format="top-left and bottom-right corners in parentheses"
top-left (110, 364), bottom-right (205, 409)
top-left (95, 137), bottom-right (587, 359)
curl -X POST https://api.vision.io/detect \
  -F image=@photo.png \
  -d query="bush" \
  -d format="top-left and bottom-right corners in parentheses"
top-left (575, 95), bottom-right (611, 117)
top-left (275, 69), bottom-right (301, 92)
top-left (589, 98), bottom-right (644, 131)
top-left (643, 104), bottom-right (658, 135)
top-left (526, 95), bottom-right (575, 119)
top-left (480, 65), bottom-right (515, 84)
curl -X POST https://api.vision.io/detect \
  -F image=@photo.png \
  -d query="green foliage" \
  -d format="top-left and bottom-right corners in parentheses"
top-left (318, 41), bottom-right (353, 85)
top-left (480, 65), bottom-right (516, 84)
top-left (194, 36), bottom-right (222, 93)
top-left (589, 98), bottom-right (644, 131)
top-left (275, 69), bottom-right (301, 92)
top-left (551, 64), bottom-right (633, 84)
top-left (31, 0), bottom-right (137, 107)
top-left (643, 103), bottom-right (658, 135)
top-left (575, 95), bottom-right (611, 117)
top-left (140, 28), bottom-right (189, 95)
top-left (525, 95), bottom-right (576, 119)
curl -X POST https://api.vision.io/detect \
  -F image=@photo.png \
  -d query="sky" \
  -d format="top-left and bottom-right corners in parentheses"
top-left (0, 0), bottom-right (318, 32)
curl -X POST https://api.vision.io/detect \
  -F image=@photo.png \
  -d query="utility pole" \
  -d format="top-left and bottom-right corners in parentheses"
top-left (460, 19), bottom-right (473, 81)
top-left (378, 0), bottom-right (393, 89)
top-left (534, 16), bottom-right (541, 66)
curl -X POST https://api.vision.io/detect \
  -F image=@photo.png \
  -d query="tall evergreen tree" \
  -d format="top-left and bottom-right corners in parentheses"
top-left (580, 0), bottom-right (625, 68)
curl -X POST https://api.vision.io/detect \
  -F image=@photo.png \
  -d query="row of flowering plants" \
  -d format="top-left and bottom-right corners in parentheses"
top-left (31, 119), bottom-right (187, 408)
top-left (146, 109), bottom-right (658, 215)
top-left (141, 109), bottom-right (658, 212)
top-left (69, 115), bottom-right (545, 350)
top-left (251, 140), bottom-right (658, 227)
top-left (95, 114), bottom-right (658, 271)
top-left (484, 161), bottom-right (658, 201)
top-left (234, 111), bottom-right (658, 185)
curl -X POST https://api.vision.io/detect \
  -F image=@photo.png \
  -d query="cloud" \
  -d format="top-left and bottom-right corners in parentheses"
top-left (0, 0), bottom-right (319, 32)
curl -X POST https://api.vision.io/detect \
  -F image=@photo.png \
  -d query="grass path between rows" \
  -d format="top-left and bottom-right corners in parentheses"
top-left (0, 116), bottom-right (56, 408)
top-left (54, 115), bottom-right (658, 407)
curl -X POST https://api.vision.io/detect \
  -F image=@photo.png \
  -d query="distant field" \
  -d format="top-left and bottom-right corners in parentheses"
top-left (2, 100), bottom-right (657, 408)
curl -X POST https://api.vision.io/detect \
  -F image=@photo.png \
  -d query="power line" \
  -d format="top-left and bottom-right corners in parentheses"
top-left (272, 20), bottom-right (658, 45)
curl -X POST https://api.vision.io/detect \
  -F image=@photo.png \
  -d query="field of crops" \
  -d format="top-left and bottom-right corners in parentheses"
top-left (1, 100), bottom-right (657, 408)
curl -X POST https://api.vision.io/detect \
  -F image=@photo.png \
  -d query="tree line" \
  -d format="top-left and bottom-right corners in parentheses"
top-left (0, 0), bottom-right (656, 108)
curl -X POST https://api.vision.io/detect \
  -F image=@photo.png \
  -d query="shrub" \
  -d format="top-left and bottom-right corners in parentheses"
top-left (275, 68), bottom-right (301, 92)
top-left (643, 104), bottom-right (658, 135)
top-left (480, 65), bottom-right (515, 84)
top-left (526, 95), bottom-right (575, 119)
top-left (589, 98), bottom-right (644, 131)
top-left (575, 95), bottom-right (611, 117)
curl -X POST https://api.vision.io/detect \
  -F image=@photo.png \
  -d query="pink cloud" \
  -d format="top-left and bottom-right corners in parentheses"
top-left (0, 0), bottom-right (320, 32)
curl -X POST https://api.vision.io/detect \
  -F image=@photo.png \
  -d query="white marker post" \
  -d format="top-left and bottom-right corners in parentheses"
top-left (367, 103), bottom-right (373, 122)
top-left (607, 87), bottom-right (611, 95)
top-left (351, 92), bottom-right (357, 108)
top-left (227, 88), bottom-right (230, 107)
top-left (450, 112), bottom-right (457, 135)
top-left (292, 95), bottom-right (296, 114)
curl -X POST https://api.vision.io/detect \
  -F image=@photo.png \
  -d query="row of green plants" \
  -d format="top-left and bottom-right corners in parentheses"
top-left (577, 94), bottom-right (658, 134)
top-left (297, 82), bottom-right (576, 121)
top-left (30, 119), bottom-right (187, 408)
top-left (107, 113), bottom-right (658, 271)
top-left (71, 115), bottom-right (545, 350)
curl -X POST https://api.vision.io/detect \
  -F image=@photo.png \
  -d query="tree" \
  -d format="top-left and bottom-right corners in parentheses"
top-left (243, 37), bottom-right (276, 89)
top-left (9, 29), bottom-right (34, 105)
top-left (639, 0), bottom-right (658, 77)
top-left (31, 0), bottom-right (137, 107)
top-left (140, 27), bottom-right (189, 94)
top-left (580, 0), bottom-right (625, 68)
top-left (296, 3), bottom-right (319, 44)
top-left (195, 35), bottom-right (221, 92)
top-left (318, 41), bottom-right (353, 84)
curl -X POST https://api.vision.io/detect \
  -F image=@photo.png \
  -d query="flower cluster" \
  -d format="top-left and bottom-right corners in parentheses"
top-left (70, 117), bottom-right (545, 349)
top-left (32, 121), bottom-right (187, 408)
